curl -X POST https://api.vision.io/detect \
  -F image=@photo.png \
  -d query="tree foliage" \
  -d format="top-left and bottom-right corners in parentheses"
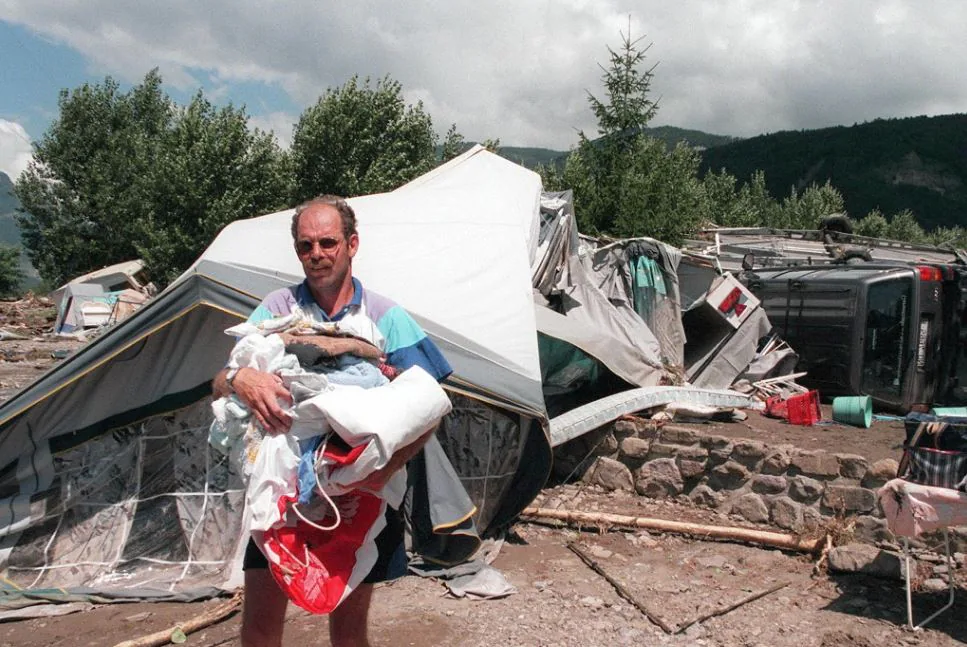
top-left (0, 244), bottom-right (24, 297)
top-left (562, 25), bottom-right (705, 241)
top-left (290, 76), bottom-right (437, 201)
top-left (15, 70), bottom-right (290, 287)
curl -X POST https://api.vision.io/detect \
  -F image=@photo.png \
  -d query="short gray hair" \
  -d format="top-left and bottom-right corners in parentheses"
top-left (291, 195), bottom-right (358, 241)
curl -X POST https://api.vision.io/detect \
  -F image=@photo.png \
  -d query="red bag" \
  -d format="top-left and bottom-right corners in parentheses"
top-left (257, 436), bottom-right (387, 614)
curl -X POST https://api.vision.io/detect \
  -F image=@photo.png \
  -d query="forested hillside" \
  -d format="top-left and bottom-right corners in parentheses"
top-left (700, 114), bottom-right (967, 230)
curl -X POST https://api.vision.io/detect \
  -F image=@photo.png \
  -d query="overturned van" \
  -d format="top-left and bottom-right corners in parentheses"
top-left (744, 262), bottom-right (967, 412)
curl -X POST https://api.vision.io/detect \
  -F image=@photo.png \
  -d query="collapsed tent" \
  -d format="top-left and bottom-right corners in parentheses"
top-left (0, 146), bottom-right (550, 597)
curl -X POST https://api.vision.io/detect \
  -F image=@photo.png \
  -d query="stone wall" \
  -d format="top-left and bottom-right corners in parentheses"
top-left (556, 417), bottom-right (967, 551)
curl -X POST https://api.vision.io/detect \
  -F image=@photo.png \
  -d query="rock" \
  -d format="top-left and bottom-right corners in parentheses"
top-left (619, 437), bottom-right (651, 460)
top-left (635, 458), bottom-right (684, 498)
top-left (731, 493), bottom-right (769, 523)
top-left (823, 485), bottom-right (876, 514)
top-left (648, 442), bottom-right (680, 459)
top-left (853, 516), bottom-right (894, 544)
top-left (700, 435), bottom-right (734, 462)
top-left (579, 595), bottom-right (605, 609)
top-left (836, 453), bottom-right (871, 480)
top-left (802, 506), bottom-right (823, 532)
top-left (862, 458), bottom-right (900, 489)
top-left (827, 544), bottom-right (904, 580)
top-left (678, 458), bottom-right (708, 480)
top-left (588, 545), bottom-right (613, 559)
top-left (590, 429), bottom-right (619, 456)
top-left (751, 474), bottom-right (788, 495)
top-left (708, 460), bottom-right (750, 489)
top-left (689, 485), bottom-right (723, 508)
top-left (790, 450), bottom-right (840, 477)
top-left (661, 425), bottom-right (699, 445)
top-left (629, 531), bottom-right (659, 549)
top-left (770, 496), bottom-right (804, 531)
top-left (581, 457), bottom-right (635, 492)
top-left (694, 555), bottom-right (729, 569)
top-left (732, 440), bottom-right (767, 467)
top-left (932, 563), bottom-right (949, 575)
top-left (614, 418), bottom-right (659, 440)
top-left (532, 580), bottom-right (553, 591)
top-left (789, 475), bottom-right (825, 503)
top-left (761, 447), bottom-right (792, 475)
top-left (921, 578), bottom-right (949, 593)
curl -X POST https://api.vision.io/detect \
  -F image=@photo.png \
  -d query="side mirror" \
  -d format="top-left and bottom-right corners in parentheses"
top-left (741, 253), bottom-right (756, 272)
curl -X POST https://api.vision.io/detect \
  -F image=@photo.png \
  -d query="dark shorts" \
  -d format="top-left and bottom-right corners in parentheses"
top-left (243, 505), bottom-right (407, 584)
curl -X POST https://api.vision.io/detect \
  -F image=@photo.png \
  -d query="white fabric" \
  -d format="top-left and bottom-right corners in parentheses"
top-left (212, 331), bottom-right (453, 528)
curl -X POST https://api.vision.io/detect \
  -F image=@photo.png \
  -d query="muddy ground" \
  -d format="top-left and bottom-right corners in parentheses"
top-left (0, 297), bottom-right (963, 646)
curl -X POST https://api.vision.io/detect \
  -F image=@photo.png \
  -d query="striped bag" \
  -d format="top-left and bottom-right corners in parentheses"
top-left (898, 418), bottom-right (967, 491)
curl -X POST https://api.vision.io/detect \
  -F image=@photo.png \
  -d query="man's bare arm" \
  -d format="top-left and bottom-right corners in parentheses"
top-left (212, 366), bottom-right (293, 434)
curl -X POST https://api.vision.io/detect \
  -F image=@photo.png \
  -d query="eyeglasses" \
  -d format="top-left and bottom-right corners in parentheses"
top-left (296, 237), bottom-right (343, 255)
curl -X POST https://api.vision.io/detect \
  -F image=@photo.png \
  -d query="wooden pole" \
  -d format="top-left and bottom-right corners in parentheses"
top-left (522, 507), bottom-right (821, 554)
top-left (567, 543), bottom-right (676, 634)
top-left (674, 580), bottom-right (790, 634)
top-left (112, 593), bottom-right (242, 647)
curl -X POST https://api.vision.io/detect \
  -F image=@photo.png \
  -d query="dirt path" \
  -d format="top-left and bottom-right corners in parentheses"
top-left (6, 491), bottom-right (964, 646)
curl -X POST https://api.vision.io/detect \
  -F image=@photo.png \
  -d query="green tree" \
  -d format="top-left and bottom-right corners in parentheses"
top-left (440, 124), bottom-right (467, 162)
top-left (560, 25), bottom-right (704, 243)
top-left (291, 76), bottom-right (437, 200)
top-left (0, 244), bottom-right (24, 297)
top-left (886, 209), bottom-right (928, 243)
top-left (15, 71), bottom-right (289, 287)
top-left (776, 181), bottom-right (845, 229)
top-left (136, 93), bottom-right (291, 284)
top-left (16, 71), bottom-right (171, 285)
top-left (853, 209), bottom-right (889, 238)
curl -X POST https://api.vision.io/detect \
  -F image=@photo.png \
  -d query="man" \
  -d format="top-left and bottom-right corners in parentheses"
top-left (212, 195), bottom-right (452, 647)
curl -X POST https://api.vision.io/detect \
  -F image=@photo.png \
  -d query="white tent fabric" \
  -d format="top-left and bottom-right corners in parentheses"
top-left (199, 146), bottom-right (543, 395)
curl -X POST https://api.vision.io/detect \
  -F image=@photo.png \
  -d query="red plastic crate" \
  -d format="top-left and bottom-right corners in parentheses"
top-left (786, 390), bottom-right (821, 425)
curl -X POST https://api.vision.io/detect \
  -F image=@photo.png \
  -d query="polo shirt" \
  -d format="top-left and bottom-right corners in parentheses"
top-left (247, 277), bottom-right (452, 382)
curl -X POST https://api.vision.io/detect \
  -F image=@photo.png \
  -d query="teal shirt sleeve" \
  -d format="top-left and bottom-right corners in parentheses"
top-left (377, 305), bottom-right (452, 381)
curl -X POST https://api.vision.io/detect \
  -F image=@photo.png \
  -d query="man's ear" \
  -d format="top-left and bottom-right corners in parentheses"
top-left (348, 233), bottom-right (360, 258)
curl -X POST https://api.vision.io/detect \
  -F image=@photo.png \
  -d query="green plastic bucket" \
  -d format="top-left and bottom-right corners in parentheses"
top-left (832, 395), bottom-right (872, 428)
top-left (930, 407), bottom-right (967, 418)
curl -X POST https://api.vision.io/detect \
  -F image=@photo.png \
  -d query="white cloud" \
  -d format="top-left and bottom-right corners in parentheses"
top-left (248, 112), bottom-right (297, 150)
top-left (0, 119), bottom-right (33, 180)
top-left (2, 1), bottom-right (967, 148)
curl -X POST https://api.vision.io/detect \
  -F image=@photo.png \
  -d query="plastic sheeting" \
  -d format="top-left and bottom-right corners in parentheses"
top-left (549, 386), bottom-right (759, 447)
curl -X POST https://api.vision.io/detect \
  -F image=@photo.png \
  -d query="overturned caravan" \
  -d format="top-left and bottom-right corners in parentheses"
top-left (0, 146), bottom-right (551, 600)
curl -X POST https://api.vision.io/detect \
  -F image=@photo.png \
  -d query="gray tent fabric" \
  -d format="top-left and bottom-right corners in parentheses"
top-left (581, 237), bottom-right (686, 369)
top-left (532, 193), bottom-right (666, 387)
top-left (0, 150), bottom-right (554, 599)
top-left (686, 307), bottom-right (772, 389)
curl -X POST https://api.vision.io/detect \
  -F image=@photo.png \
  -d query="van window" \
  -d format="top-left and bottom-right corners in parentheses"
top-left (861, 278), bottom-right (913, 398)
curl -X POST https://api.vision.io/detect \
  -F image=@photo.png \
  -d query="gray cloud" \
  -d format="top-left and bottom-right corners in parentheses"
top-left (2, 0), bottom-right (966, 149)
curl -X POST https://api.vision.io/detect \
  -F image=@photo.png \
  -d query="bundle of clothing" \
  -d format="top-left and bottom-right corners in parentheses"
top-left (210, 308), bottom-right (452, 613)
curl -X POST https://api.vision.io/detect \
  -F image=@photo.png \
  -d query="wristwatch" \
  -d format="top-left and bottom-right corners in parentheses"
top-left (225, 367), bottom-right (240, 392)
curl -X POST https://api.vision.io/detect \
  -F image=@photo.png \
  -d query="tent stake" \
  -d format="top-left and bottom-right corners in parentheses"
top-left (567, 542), bottom-right (676, 634)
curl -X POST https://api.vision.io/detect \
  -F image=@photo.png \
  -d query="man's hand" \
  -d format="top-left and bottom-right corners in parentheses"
top-left (231, 367), bottom-right (293, 434)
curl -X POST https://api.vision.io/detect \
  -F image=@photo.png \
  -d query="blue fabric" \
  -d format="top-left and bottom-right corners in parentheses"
top-left (297, 435), bottom-right (324, 505)
top-left (387, 337), bottom-right (452, 381)
top-left (318, 356), bottom-right (389, 388)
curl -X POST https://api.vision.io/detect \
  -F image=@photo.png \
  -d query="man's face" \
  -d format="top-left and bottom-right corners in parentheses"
top-left (294, 204), bottom-right (358, 296)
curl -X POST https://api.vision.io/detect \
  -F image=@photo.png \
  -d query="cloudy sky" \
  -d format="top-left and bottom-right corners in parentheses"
top-left (1, 1), bottom-right (965, 181)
